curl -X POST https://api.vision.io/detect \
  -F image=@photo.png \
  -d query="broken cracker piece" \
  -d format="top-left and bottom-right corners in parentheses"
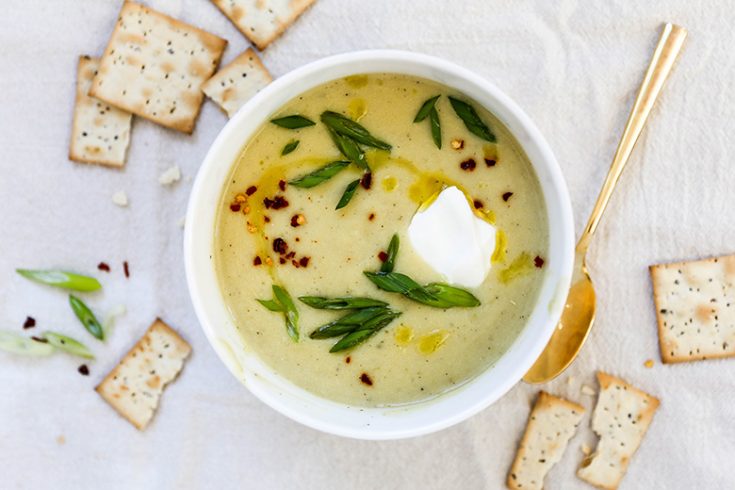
top-left (507, 391), bottom-right (585, 490)
top-left (158, 165), bottom-right (181, 186)
top-left (577, 372), bottom-right (659, 490)
top-left (90, 2), bottom-right (227, 133)
top-left (650, 254), bottom-right (735, 363)
top-left (210, 0), bottom-right (316, 50)
top-left (96, 318), bottom-right (191, 430)
top-left (202, 48), bottom-right (272, 118)
top-left (70, 56), bottom-right (132, 167)
top-left (112, 190), bottom-right (129, 207)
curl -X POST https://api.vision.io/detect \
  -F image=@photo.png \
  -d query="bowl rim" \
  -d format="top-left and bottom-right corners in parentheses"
top-left (185, 49), bottom-right (574, 440)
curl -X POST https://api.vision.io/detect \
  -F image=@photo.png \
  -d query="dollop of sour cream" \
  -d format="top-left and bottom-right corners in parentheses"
top-left (407, 186), bottom-right (496, 288)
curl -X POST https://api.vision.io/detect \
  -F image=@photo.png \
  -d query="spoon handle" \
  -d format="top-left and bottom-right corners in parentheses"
top-left (576, 23), bottom-right (687, 253)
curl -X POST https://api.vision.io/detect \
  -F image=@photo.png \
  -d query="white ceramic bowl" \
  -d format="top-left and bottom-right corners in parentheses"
top-left (185, 50), bottom-right (574, 440)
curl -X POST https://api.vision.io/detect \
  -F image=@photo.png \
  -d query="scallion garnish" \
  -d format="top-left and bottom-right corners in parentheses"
top-left (0, 331), bottom-right (55, 356)
top-left (281, 139), bottom-right (300, 155)
top-left (16, 269), bottom-right (101, 292)
top-left (320, 111), bottom-right (392, 150)
top-left (289, 160), bottom-right (351, 188)
top-left (448, 96), bottom-right (496, 142)
top-left (336, 179), bottom-right (361, 210)
top-left (298, 296), bottom-right (388, 310)
top-left (270, 115), bottom-right (315, 129)
top-left (42, 332), bottom-right (95, 359)
top-left (69, 295), bottom-right (104, 340)
top-left (257, 285), bottom-right (299, 341)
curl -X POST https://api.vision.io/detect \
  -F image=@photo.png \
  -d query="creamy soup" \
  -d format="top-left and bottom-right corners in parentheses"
top-left (214, 74), bottom-right (548, 406)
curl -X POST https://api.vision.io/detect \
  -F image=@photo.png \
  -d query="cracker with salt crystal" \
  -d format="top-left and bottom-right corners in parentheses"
top-left (96, 318), bottom-right (191, 430)
top-left (650, 254), bottom-right (735, 363)
top-left (507, 391), bottom-right (585, 490)
top-left (202, 48), bottom-right (272, 118)
top-left (69, 56), bottom-right (132, 167)
top-left (210, 0), bottom-right (316, 50)
top-left (89, 1), bottom-right (227, 133)
top-left (577, 372), bottom-right (659, 490)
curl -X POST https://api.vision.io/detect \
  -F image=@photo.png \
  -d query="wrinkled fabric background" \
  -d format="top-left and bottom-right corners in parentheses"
top-left (1, 1), bottom-right (733, 488)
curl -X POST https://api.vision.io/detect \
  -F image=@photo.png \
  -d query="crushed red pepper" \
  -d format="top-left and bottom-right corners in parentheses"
top-left (359, 373), bottom-right (373, 386)
top-left (345, 356), bottom-right (351, 364)
top-left (460, 158), bottom-right (477, 171)
top-left (264, 216), bottom-right (271, 223)
top-left (253, 256), bottom-right (262, 266)
top-left (97, 262), bottom-right (110, 272)
top-left (123, 261), bottom-right (130, 278)
top-left (360, 172), bottom-right (372, 190)
top-left (78, 364), bottom-right (90, 376)
top-left (292, 259), bottom-right (300, 268)
top-left (502, 192), bottom-right (514, 202)
top-left (485, 158), bottom-right (497, 167)
top-left (299, 257), bottom-right (310, 267)
top-left (23, 317), bottom-right (36, 329)
top-left (473, 199), bottom-right (484, 209)
top-left (263, 195), bottom-right (289, 210)
top-left (368, 213), bottom-right (375, 221)
top-left (272, 238), bottom-right (288, 254)
top-left (278, 180), bottom-right (287, 191)
top-left (534, 256), bottom-right (545, 268)
top-left (378, 251), bottom-right (389, 262)
top-left (229, 203), bottom-right (241, 212)
top-left (245, 185), bottom-right (257, 196)
top-left (279, 257), bottom-right (287, 264)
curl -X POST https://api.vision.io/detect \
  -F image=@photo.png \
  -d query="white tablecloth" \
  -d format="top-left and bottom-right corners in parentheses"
top-left (2, 1), bottom-right (733, 488)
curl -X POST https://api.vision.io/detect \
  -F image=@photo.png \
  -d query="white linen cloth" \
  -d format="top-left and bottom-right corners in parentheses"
top-left (1, 0), bottom-right (733, 488)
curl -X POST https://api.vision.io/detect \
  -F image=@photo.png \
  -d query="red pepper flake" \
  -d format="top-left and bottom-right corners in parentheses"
top-left (245, 185), bottom-right (257, 196)
top-left (485, 158), bottom-right (496, 167)
top-left (272, 238), bottom-right (288, 255)
top-left (290, 214), bottom-right (306, 227)
top-left (473, 199), bottom-right (484, 209)
top-left (31, 336), bottom-right (47, 343)
top-left (78, 364), bottom-right (90, 376)
top-left (285, 251), bottom-right (296, 259)
top-left (534, 256), bottom-right (545, 268)
top-left (279, 257), bottom-right (287, 264)
top-left (345, 356), bottom-right (351, 364)
top-left (278, 179), bottom-right (287, 191)
top-left (23, 316), bottom-right (36, 329)
top-left (502, 192), bottom-right (514, 202)
top-left (295, 237), bottom-right (300, 242)
top-left (292, 259), bottom-right (300, 268)
top-left (263, 216), bottom-right (271, 223)
top-left (263, 195), bottom-right (289, 210)
top-left (378, 251), bottom-right (389, 262)
top-left (359, 372), bottom-right (373, 386)
top-left (368, 213), bottom-right (375, 221)
top-left (299, 256), bottom-right (310, 267)
top-left (229, 203), bottom-right (241, 212)
top-left (460, 158), bottom-right (477, 171)
top-left (123, 261), bottom-right (130, 278)
top-left (253, 256), bottom-right (262, 266)
top-left (97, 262), bottom-right (111, 272)
top-left (360, 172), bottom-right (372, 190)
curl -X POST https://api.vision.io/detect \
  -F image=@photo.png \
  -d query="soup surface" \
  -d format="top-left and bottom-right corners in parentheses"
top-left (214, 74), bottom-right (548, 406)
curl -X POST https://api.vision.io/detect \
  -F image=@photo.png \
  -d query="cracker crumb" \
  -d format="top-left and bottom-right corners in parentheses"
top-left (581, 385), bottom-right (596, 396)
top-left (566, 376), bottom-right (575, 386)
top-left (644, 359), bottom-right (654, 368)
top-left (112, 190), bottom-right (128, 207)
top-left (451, 138), bottom-right (464, 150)
top-left (581, 444), bottom-right (591, 455)
top-left (158, 165), bottom-right (181, 186)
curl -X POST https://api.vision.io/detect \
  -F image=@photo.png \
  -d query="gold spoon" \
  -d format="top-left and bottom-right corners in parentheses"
top-left (524, 23), bottom-right (688, 384)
